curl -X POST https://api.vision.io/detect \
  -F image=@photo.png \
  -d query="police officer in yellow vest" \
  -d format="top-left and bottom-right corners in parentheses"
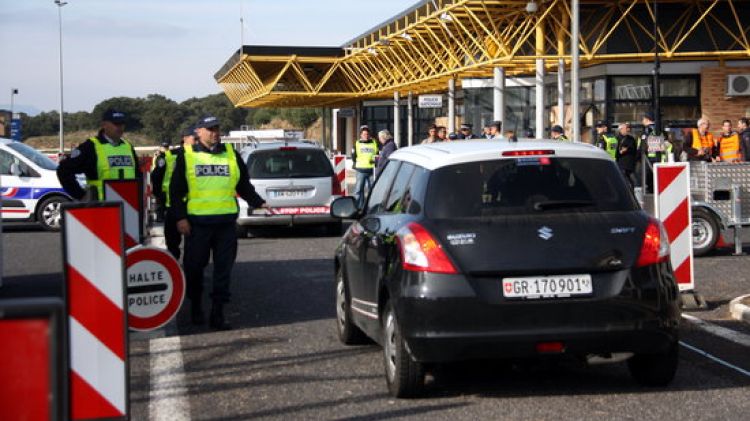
top-left (57, 108), bottom-right (140, 201)
top-left (151, 126), bottom-right (196, 259)
top-left (352, 125), bottom-right (379, 208)
top-left (594, 120), bottom-right (617, 159)
top-left (170, 115), bottom-right (266, 330)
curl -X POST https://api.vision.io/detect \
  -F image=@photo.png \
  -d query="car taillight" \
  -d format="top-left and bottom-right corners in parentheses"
top-left (502, 150), bottom-right (555, 157)
top-left (279, 146), bottom-right (297, 151)
top-left (331, 174), bottom-right (343, 196)
top-left (397, 222), bottom-right (457, 274)
top-left (636, 218), bottom-right (670, 267)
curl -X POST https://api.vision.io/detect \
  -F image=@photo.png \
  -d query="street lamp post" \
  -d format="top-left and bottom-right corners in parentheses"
top-left (55, 0), bottom-right (67, 154)
top-left (653, 0), bottom-right (661, 134)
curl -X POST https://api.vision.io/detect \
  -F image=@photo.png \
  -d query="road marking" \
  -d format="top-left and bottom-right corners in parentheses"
top-left (681, 313), bottom-right (750, 347)
top-left (149, 335), bottom-right (190, 420)
top-left (679, 341), bottom-right (750, 377)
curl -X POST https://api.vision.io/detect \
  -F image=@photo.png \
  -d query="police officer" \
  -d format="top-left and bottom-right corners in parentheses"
top-left (57, 108), bottom-right (140, 200)
top-left (170, 115), bottom-right (265, 330)
top-left (151, 126), bottom-right (196, 259)
top-left (351, 125), bottom-right (378, 208)
top-left (594, 120), bottom-right (617, 159)
top-left (551, 125), bottom-right (569, 141)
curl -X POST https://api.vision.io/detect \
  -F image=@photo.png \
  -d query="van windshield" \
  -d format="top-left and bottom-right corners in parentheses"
top-left (425, 157), bottom-right (638, 218)
top-left (246, 149), bottom-right (333, 179)
top-left (6, 142), bottom-right (58, 171)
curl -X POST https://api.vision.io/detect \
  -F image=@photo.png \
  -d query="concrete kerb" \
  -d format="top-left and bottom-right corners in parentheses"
top-left (729, 294), bottom-right (750, 325)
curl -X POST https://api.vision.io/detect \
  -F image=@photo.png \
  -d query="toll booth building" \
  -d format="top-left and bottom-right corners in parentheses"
top-left (215, 0), bottom-right (750, 152)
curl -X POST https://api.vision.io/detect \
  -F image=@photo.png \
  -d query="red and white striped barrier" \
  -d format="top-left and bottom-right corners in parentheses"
top-left (63, 203), bottom-right (128, 420)
top-left (104, 180), bottom-right (143, 249)
top-left (654, 163), bottom-right (694, 291)
top-left (333, 154), bottom-right (347, 196)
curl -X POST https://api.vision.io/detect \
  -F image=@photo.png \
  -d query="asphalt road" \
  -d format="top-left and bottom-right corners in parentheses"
top-left (2, 223), bottom-right (749, 420)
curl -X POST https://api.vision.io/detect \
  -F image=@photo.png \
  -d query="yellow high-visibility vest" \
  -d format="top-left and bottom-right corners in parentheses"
top-left (355, 140), bottom-right (378, 170)
top-left (90, 137), bottom-right (137, 200)
top-left (184, 144), bottom-right (240, 216)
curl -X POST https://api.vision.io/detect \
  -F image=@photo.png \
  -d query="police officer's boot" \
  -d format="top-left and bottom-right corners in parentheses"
top-left (209, 302), bottom-right (231, 331)
top-left (190, 299), bottom-right (204, 325)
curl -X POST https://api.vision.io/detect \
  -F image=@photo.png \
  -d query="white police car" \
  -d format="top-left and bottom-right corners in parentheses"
top-left (0, 137), bottom-right (75, 230)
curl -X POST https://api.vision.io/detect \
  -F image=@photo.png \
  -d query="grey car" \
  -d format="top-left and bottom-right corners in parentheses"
top-left (236, 140), bottom-right (343, 236)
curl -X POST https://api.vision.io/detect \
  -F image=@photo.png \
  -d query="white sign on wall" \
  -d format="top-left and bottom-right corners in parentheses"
top-left (418, 94), bottom-right (443, 109)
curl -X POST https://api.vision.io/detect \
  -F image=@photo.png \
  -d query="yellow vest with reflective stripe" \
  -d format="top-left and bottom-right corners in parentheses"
top-left (602, 135), bottom-right (618, 159)
top-left (90, 137), bottom-right (137, 200)
top-left (184, 144), bottom-right (240, 216)
top-left (162, 149), bottom-right (177, 207)
top-left (355, 140), bottom-right (378, 170)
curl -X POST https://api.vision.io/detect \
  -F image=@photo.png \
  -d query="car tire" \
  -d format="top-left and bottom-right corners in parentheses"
top-left (335, 267), bottom-right (368, 345)
top-left (692, 208), bottom-right (719, 257)
top-left (382, 300), bottom-right (425, 398)
top-left (36, 195), bottom-right (69, 231)
top-left (325, 221), bottom-right (343, 236)
top-left (627, 342), bottom-right (678, 387)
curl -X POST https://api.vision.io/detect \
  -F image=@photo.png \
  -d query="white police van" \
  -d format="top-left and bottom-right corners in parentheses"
top-left (0, 137), bottom-right (74, 231)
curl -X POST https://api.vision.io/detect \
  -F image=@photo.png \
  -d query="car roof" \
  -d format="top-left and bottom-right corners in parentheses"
top-left (240, 140), bottom-right (323, 154)
top-left (0, 137), bottom-right (14, 145)
top-left (389, 139), bottom-right (611, 171)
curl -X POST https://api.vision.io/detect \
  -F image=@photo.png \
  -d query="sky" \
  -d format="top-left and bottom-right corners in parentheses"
top-left (0, 0), bottom-right (416, 115)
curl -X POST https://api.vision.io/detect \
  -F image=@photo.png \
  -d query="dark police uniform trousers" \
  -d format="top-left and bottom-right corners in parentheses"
top-left (169, 142), bottom-right (265, 304)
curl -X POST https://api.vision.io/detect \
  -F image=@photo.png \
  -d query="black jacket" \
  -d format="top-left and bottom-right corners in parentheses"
top-left (740, 128), bottom-right (750, 162)
top-left (616, 133), bottom-right (638, 171)
top-left (375, 140), bottom-right (397, 175)
top-left (169, 142), bottom-right (264, 225)
top-left (56, 131), bottom-right (141, 200)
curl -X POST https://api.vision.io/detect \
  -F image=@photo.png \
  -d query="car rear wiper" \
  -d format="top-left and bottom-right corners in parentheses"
top-left (532, 200), bottom-right (594, 211)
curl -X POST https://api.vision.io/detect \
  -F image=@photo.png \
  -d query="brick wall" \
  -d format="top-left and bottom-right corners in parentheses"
top-left (701, 65), bottom-right (750, 129)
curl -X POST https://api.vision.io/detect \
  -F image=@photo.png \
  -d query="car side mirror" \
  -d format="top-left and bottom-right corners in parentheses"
top-left (10, 162), bottom-right (22, 176)
top-left (330, 196), bottom-right (358, 219)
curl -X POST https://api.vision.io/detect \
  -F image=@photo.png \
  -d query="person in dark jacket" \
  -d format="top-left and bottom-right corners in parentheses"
top-left (615, 122), bottom-right (638, 189)
top-left (170, 115), bottom-right (266, 330)
top-left (739, 117), bottom-right (750, 162)
top-left (375, 129), bottom-right (397, 176)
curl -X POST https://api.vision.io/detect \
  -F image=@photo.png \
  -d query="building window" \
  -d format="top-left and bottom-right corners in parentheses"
top-left (607, 75), bottom-right (700, 128)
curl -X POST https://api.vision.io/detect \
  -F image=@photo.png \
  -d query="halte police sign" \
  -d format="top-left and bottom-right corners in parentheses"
top-left (126, 246), bottom-right (185, 331)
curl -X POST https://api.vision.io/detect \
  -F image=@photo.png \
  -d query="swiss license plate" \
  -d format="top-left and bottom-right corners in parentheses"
top-left (502, 274), bottom-right (593, 299)
top-left (269, 189), bottom-right (307, 198)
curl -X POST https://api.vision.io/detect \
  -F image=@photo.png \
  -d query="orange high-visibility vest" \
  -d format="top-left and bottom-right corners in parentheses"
top-left (717, 133), bottom-right (741, 162)
top-left (691, 129), bottom-right (714, 150)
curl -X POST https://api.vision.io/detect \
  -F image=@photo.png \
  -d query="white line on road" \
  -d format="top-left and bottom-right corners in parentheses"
top-left (681, 313), bottom-right (750, 347)
top-left (679, 341), bottom-right (750, 377)
top-left (149, 335), bottom-right (190, 420)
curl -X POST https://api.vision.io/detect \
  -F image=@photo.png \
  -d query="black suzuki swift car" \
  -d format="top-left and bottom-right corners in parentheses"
top-left (331, 140), bottom-right (681, 398)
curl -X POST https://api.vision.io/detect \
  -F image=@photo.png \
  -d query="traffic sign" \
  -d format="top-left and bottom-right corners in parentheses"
top-left (126, 246), bottom-right (185, 331)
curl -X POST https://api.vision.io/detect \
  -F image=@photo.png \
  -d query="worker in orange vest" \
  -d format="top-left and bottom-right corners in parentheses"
top-left (687, 118), bottom-right (715, 161)
top-left (715, 119), bottom-right (741, 162)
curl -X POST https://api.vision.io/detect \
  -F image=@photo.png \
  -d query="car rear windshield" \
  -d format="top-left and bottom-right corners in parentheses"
top-left (425, 157), bottom-right (638, 218)
top-left (246, 148), bottom-right (333, 179)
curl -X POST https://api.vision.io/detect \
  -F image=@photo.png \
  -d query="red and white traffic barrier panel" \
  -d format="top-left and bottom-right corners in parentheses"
top-left (654, 163), bottom-right (694, 291)
top-left (63, 203), bottom-right (129, 420)
top-left (333, 154), bottom-right (347, 196)
top-left (104, 180), bottom-right (143, 249)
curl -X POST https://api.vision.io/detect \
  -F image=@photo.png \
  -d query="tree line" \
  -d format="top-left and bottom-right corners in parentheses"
top-left (20, 93), bottom-right (322, 143)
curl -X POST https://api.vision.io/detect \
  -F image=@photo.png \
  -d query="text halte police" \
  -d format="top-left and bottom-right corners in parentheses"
top-left (129, 270), bottom-right (165, 283)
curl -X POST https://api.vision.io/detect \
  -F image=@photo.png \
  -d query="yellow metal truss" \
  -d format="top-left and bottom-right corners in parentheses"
top-left (216, 0), bottom-right (750, 108)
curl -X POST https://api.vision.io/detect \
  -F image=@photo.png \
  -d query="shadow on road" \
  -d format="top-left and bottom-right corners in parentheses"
top-left (175, 258), bottom-right (335, 335)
